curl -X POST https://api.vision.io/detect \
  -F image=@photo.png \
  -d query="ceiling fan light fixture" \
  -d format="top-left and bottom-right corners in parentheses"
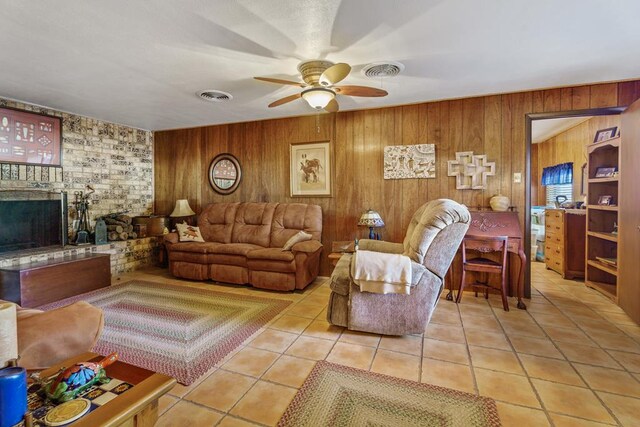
top-left (301, 87), bottom-right (335, 109)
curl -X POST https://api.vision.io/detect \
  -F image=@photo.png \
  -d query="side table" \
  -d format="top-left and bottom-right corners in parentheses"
top-left (328, 252), bottom-right (343, 267)
top-left (329, 241), bottom-right (356, 269)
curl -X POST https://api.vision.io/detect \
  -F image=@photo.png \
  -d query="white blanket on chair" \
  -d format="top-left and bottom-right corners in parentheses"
top-left (351, 250), bottom-right (412, 294)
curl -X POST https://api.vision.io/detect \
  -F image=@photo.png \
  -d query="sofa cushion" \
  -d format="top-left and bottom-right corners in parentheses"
top-left (210, 243), bottom-right (263, 257)
top-left (211, 254), bottom-right (249, 268)
top-left (232, 203), bottom-right (277, 247)
top-left (270, 203), bottom-right (322, 248)
top-left (16, 308), bottom-right (43, 320)
top-left (176, 223), bottom-right (205, 242)
top-left (247, 248), bottom-right (295, 262)
top-left (282, 231), bottom-right (312, 250)
top-left (169, 242), bottom-right (223, 254)
top-left (169, 251), bottom-right (217, 264)
top-left (247, 258), bottom-right (296, 273)
top-left (198, 202), bottom-right (240, 243)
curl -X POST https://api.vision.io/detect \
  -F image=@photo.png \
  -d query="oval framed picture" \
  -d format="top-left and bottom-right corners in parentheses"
top-left (208, 153), bottom-right (241, 195)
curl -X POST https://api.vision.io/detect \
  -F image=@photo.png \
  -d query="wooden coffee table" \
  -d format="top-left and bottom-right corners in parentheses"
top-left (37, 352), bottom-right (176, 426)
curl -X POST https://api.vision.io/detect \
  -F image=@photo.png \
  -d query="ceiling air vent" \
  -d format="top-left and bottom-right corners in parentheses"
top-left (361, 61), bottom-right (405, 78)
top-left (197, 90), bottom-right (233, 102)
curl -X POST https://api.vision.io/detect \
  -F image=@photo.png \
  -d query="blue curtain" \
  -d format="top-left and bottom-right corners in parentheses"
top-left (541, 162), bottom-right (573, 186)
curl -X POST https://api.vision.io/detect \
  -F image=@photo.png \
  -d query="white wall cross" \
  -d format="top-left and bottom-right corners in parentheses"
top-left (447, 151), bottom-right (496, 190)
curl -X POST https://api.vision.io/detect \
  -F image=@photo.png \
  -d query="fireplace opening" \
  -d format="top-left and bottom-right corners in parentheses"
top-left (0, 191), bottom-right (67, 254)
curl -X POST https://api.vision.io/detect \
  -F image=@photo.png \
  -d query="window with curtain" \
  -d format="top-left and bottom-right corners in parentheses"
top-left (541, 162), bottom-right (573, 186)
top-left (546, 184), bottom-right (573, 206)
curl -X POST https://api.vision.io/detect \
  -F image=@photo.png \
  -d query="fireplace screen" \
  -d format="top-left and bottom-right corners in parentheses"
top-left (0, 191), bottom-right (67, 254)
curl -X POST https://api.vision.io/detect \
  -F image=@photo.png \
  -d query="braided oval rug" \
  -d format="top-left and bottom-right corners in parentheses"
top-left (40, 280), bottom-right (290, 385)
top-left (278, 361), bottom-right (501, 427)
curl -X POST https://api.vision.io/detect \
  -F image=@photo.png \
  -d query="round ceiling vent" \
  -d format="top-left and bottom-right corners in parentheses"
top-left (197, 90), bottom-right (233, 102)
top-left (361, 61), bottom-right (405, 78)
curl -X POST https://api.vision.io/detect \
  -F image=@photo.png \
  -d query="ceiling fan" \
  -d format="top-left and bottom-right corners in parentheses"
top-left (254, 60), bottom-right (388, 112)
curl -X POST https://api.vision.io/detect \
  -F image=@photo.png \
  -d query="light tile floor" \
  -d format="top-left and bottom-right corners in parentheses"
top-left (114, 262), bottom-right (640, 426)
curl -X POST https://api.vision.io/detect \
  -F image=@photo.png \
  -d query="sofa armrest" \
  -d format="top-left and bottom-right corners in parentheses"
top-left (164, 232), bottom-right (179, 244)
top-left (291, 240), bottom-right (323, 254)
top-left (358, 239), bottom-right (403, 254)
top-left (17, 301), bottom-right (104, 370)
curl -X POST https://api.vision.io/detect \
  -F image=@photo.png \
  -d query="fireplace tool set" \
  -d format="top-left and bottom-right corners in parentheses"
top-left (71, 185), bottom-right (94, 245)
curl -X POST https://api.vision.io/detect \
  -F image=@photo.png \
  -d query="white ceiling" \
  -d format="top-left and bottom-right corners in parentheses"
top-left (1, 0), bottom-right (640, 131)
top-left (531, 117), bottom-right (591, 144)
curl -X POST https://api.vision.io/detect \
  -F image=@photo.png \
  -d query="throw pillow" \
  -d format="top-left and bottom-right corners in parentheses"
top-left (282, 230), bottom-right (312, 251)
top-left (176, 223), bottom-right (205, 242)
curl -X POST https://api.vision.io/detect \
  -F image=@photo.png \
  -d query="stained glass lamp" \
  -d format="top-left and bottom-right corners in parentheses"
top-left (358, 209), bottom-right (385, 239)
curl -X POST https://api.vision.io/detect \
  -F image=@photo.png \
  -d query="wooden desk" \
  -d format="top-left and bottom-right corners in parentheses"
top-left (446, 211), bottom-right (527, 309)
top-left (38, 352), bottom-right (176, 427)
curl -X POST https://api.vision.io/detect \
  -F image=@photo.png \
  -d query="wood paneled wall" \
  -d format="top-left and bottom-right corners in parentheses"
top-left (155, 80), bottom-right (640, 275)
top-left (532, 115), bottom-right (621, 206)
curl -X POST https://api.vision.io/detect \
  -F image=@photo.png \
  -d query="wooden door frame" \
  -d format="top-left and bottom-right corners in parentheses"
top-left (524, 107), bottom-right (625, 298)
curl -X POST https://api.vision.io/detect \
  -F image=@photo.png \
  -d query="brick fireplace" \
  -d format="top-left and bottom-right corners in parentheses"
top-left (0, 97), bottom-right (158, 274)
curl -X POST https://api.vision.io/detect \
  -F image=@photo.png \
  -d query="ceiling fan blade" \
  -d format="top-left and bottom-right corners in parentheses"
top-left (334, 85), bottom-right (388, 97)
top-left (254, 77), bottom-right (306, 87)
top-left (319, 63), bottom-right (351, 86)
top-left (324, 98), bottom-right (339, 113)
top-left (268, 93), bottom-right (301, 108)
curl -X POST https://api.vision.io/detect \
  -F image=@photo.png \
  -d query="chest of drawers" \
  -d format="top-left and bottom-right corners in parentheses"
top-left (544, 209), bottom-right (586, 279)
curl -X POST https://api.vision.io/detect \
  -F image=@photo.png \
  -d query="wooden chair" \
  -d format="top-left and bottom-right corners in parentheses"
top-left (456, 236), bottom-right (509, 311)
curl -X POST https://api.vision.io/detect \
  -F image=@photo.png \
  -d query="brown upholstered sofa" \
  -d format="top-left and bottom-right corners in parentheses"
top-left (165, 202), bottom-right (323, 291)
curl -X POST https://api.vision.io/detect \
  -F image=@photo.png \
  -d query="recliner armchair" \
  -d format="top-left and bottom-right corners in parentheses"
top-left (1, 300), bottom-right (104, 370)
top-left (326, 199), bottom-right (470, 335)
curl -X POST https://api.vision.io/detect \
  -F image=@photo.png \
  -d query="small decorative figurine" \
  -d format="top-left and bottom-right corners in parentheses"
top-left (612, 222), bottom-right (618, 235)
top-left (45, 353), bottom-right (118, 403)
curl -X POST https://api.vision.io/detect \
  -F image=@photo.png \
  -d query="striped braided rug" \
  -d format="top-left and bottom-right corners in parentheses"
top-left (41, 280), bottom-right (290, 385)
top-left (278, 361), bottom-right (501, 427)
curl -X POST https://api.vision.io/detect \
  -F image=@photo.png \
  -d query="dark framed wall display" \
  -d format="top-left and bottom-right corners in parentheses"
top-left (0, 107), bottom-right (62, 166)
top-left (208, 153), bottom-right (241, 195)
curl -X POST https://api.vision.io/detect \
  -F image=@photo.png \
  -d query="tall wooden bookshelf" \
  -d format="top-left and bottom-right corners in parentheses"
top-left (585, 136), bottom-right (620, 301)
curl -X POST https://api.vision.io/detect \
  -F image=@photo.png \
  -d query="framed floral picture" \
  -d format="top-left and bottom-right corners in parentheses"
top-left (290, 141), bottom-right (331, 197)
top-left (0, 107), bottom-right (62, 166)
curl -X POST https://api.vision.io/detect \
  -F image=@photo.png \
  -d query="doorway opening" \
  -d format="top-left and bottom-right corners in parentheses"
top-left (524, 107), bottom-right (624, 298)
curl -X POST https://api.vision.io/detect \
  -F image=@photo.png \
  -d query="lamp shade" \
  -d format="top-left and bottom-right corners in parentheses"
top-left (357, 209), bottom-right (385, 228)
top-left (302, 87), bottom-right (335, 110)
top-left (170, 199), bottom-right (195, 217)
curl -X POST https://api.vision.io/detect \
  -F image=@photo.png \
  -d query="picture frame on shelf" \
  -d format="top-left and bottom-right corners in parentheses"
top-left (597, 195), bottom-right (613, 206)
top-left (0, 106), bottom-right (63, 166)
top-left (290, 141), bottom-right (332, 197)
top-left (594, 167), bottom-right (617, 178)
top-left (593, 126), bottom-right (618, 143)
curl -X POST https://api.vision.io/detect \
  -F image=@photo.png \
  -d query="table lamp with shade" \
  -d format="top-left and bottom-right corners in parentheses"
top-left (169, 199), bottom-right (196, 229)
top-left (358, 209), bottom-right (385, 239)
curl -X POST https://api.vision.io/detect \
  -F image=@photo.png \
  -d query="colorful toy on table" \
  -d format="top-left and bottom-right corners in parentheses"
top-left (45, 353), bottom-right (118, 403)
